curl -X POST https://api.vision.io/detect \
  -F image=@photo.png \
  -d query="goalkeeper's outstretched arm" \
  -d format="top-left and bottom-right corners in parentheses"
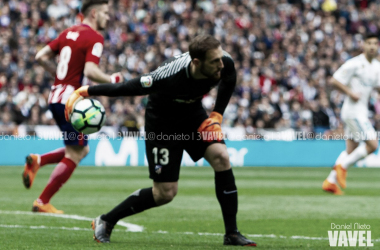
top-left (87, 77), bottom-right (155, 97)
top-left (64, 76), bottom-right (156, 121)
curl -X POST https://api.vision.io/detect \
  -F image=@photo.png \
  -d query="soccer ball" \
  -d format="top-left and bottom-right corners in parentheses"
top-left (70, 99), bottom-right (106, 134)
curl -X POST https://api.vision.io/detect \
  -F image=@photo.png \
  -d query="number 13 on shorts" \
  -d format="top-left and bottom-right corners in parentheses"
top-left (152, 147), bottom-right (169, 165)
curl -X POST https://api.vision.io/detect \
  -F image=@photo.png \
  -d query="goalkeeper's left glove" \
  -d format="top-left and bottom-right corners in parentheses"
top-left (64, 86), bottom-right (90, 122)
top-left (197, 111), bottom-right (224, 142)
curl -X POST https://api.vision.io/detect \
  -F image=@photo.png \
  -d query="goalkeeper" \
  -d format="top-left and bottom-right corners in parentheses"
top-left (65, 35), bottom-right (256, 247)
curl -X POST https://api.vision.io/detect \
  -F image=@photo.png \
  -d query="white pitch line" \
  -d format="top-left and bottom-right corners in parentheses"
top-left (2, 210), bottom-right (379, 243)
top-left (0, 224), bottom-right (129, 232)
top-left (158, 231), bottom-right (380, 242)
top-left (0, 210), bottom-right (143, 232)
top-left (1, 224), bottom-right (379, 243)
top-left (0, 224), bottom-right (93, 231)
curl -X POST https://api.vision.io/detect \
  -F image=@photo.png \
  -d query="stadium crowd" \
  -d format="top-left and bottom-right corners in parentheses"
top-left (0, 0), bottom-right (380, 139)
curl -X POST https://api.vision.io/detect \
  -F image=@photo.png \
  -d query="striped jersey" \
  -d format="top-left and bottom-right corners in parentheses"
top-left (47, 24), bottom-right (104, 104)
top-left (88, 51), bottom-right (237, 116)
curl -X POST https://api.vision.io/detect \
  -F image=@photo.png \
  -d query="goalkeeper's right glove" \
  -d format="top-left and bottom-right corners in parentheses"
top-left (197, 111), bottom-right (224, 142)
top-left (64, 86), bottom-right (90, 122)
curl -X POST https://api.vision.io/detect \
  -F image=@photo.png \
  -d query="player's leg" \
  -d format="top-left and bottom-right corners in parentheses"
top-left (37, 145), bottom-right (88, 200)
top-left (323, 140), bottom-right (357, 194)
top-left (22, 105), bottom-right (68, 189)
top-left (33, 145), bottom-right (89, 214)
top-left (22, 147), bottom-right (66, 189)
top-left (39, 148), bottom-right (66, 166)
top-left (203, 143), bottom-right (256, 246)
top-left (204, 143), bottom-right (236, 232)
top-left (340, 140), bottom-right (377, 169)
top-left (334, 139), bottom-right (377, 189)
top-left (184, 109), bottom-right (256, 246)
top-left (335, 118), bottom-right (378, 188)
top-left (92, 137), bottom-right (182, 243)
top-left (33, 103), bottom-right (89, 213)
top-left (323, 118), bottom-right (359, 193)
top-left (92, 182), bottom-right (178, 243)
top-left (328, 150), bottom-right (349, 183)
top-left (100, 181), bottom-right (177, 225)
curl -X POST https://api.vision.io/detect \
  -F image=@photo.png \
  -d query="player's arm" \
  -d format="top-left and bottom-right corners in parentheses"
top-left (85, 38), bottom-right (123, 84)
top-left (64, 76), bottom-right (156, 121)
top-left (213, 58), bottom-right (237, 115)
top-left (331, 78), bottom-right (360, 102)
top-left (198, 55), bottom-right (237, 142)
top-left (331, 59), bottom-right (359, 102)
top-left (83, 62), bottom-right (123, 84)
top-left (375, 69), bottom-right (380, 94)
top-left (35, 45), bottom-right (57, 76)
top-left (87, 76), bottom-right (155, 96)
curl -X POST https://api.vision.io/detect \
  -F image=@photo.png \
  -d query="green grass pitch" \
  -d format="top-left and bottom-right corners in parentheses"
top-left (0, 166), bottom-right (379, 249)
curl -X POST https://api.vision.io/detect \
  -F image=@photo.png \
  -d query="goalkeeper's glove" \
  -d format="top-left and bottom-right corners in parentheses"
top-left (64, 86), bottom-right (90, 122)
top-left (197, 111), bottom-right (224, 142)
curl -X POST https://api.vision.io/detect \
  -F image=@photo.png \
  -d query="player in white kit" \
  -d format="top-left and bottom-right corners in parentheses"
top-left (323, 33), bottom-right (380, 195)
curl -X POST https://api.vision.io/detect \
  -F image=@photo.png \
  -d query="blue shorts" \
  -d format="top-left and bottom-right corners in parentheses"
top-left (49, 103), bottom-right (88, 146)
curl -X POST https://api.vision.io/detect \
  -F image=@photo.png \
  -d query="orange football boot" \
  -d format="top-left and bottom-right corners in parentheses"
top-left (32, 200), bottom-right (64, 214)
top-left (22, 154), bottom-right (40, 189)
top-left (322, 179), bottom-right (343, 195)
top-left (334, 164), bottom-right (347, 189)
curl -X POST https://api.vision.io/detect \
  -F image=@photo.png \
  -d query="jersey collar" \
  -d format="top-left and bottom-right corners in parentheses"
top-left (361, 53), bottom-right (374, 65)
top-left (80, 23), bottom-right (91, 28)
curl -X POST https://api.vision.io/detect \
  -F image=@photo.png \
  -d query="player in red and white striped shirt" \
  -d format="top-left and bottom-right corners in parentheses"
top-left (22, 0), bottom-right (123, 213)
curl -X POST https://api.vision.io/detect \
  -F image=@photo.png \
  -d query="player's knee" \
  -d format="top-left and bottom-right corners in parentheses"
top-left (367, 140), bottom-right (378, 154)
top-left (82, 145), bottom-right (90, 159)
top-left (210, 150), bottom-right (230, 171)
top-left (65, 145), bottom-right (89, 164)
top-left (158, 191), bottom-right (176, 205)
top-left (76, 145), bottom-right (89, 160)
top-left (154, 187), bottom-right (177, 205)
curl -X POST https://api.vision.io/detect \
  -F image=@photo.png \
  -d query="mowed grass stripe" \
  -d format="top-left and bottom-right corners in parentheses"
top-left (0, 166), bottom-right (379, 249)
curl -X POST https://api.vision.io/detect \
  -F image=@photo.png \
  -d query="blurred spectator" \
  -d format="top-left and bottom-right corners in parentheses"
top-left (47, 0), bottom-right (70, 20)
top-left (0, 111), bottom-right (15, 135)
top-left (1, 0), bottom-right (379, 140)
top-left (311, 97), bottom-right (336, 134)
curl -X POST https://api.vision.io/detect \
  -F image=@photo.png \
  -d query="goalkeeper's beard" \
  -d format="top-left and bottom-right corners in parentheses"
top-left (200, 65), bottom-right (221, 81)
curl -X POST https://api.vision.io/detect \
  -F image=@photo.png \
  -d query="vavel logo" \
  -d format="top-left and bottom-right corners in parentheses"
top-left (328, 223), bottom-right (374, 247)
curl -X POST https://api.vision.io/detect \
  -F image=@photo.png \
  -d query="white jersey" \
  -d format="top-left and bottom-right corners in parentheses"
top-left (333, 53), bottom-right (380, 119)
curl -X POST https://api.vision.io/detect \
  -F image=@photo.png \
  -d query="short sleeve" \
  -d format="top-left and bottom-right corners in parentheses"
top-left (85, 35), bottom-right (104, 65)
top-left (333, 59), bottom-right (357, 85)
top-left (48, 33), bottom-right (63, 53)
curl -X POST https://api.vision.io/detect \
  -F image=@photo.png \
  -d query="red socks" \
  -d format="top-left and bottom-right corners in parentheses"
top-left (40, 148), bottom-right (65, 167)
top-left (39, 157), bottom-right (76, 204)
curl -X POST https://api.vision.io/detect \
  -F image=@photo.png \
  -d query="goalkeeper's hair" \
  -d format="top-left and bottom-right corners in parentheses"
top-left (364, 32), bottom-right (378, 41)
top-left (189, 35), bottom-right (221, 62)
top-left (81, 0), bottom-right (108, 16)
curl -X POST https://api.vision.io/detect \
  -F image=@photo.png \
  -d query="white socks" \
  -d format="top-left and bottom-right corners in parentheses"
top-left (327, 170), bottom-right (337, 184)
top-left (335, 151), bottom-right (348, 165)
top-left (327, 150), bottom-right (348, 184)
top-left (340, 144), bottom-right (368, 169)
top-left (327, 146), bottom-right (369, 184)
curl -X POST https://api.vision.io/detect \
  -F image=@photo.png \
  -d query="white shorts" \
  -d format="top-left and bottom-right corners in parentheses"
top-left (343, 117), bottom-right (377, 142)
